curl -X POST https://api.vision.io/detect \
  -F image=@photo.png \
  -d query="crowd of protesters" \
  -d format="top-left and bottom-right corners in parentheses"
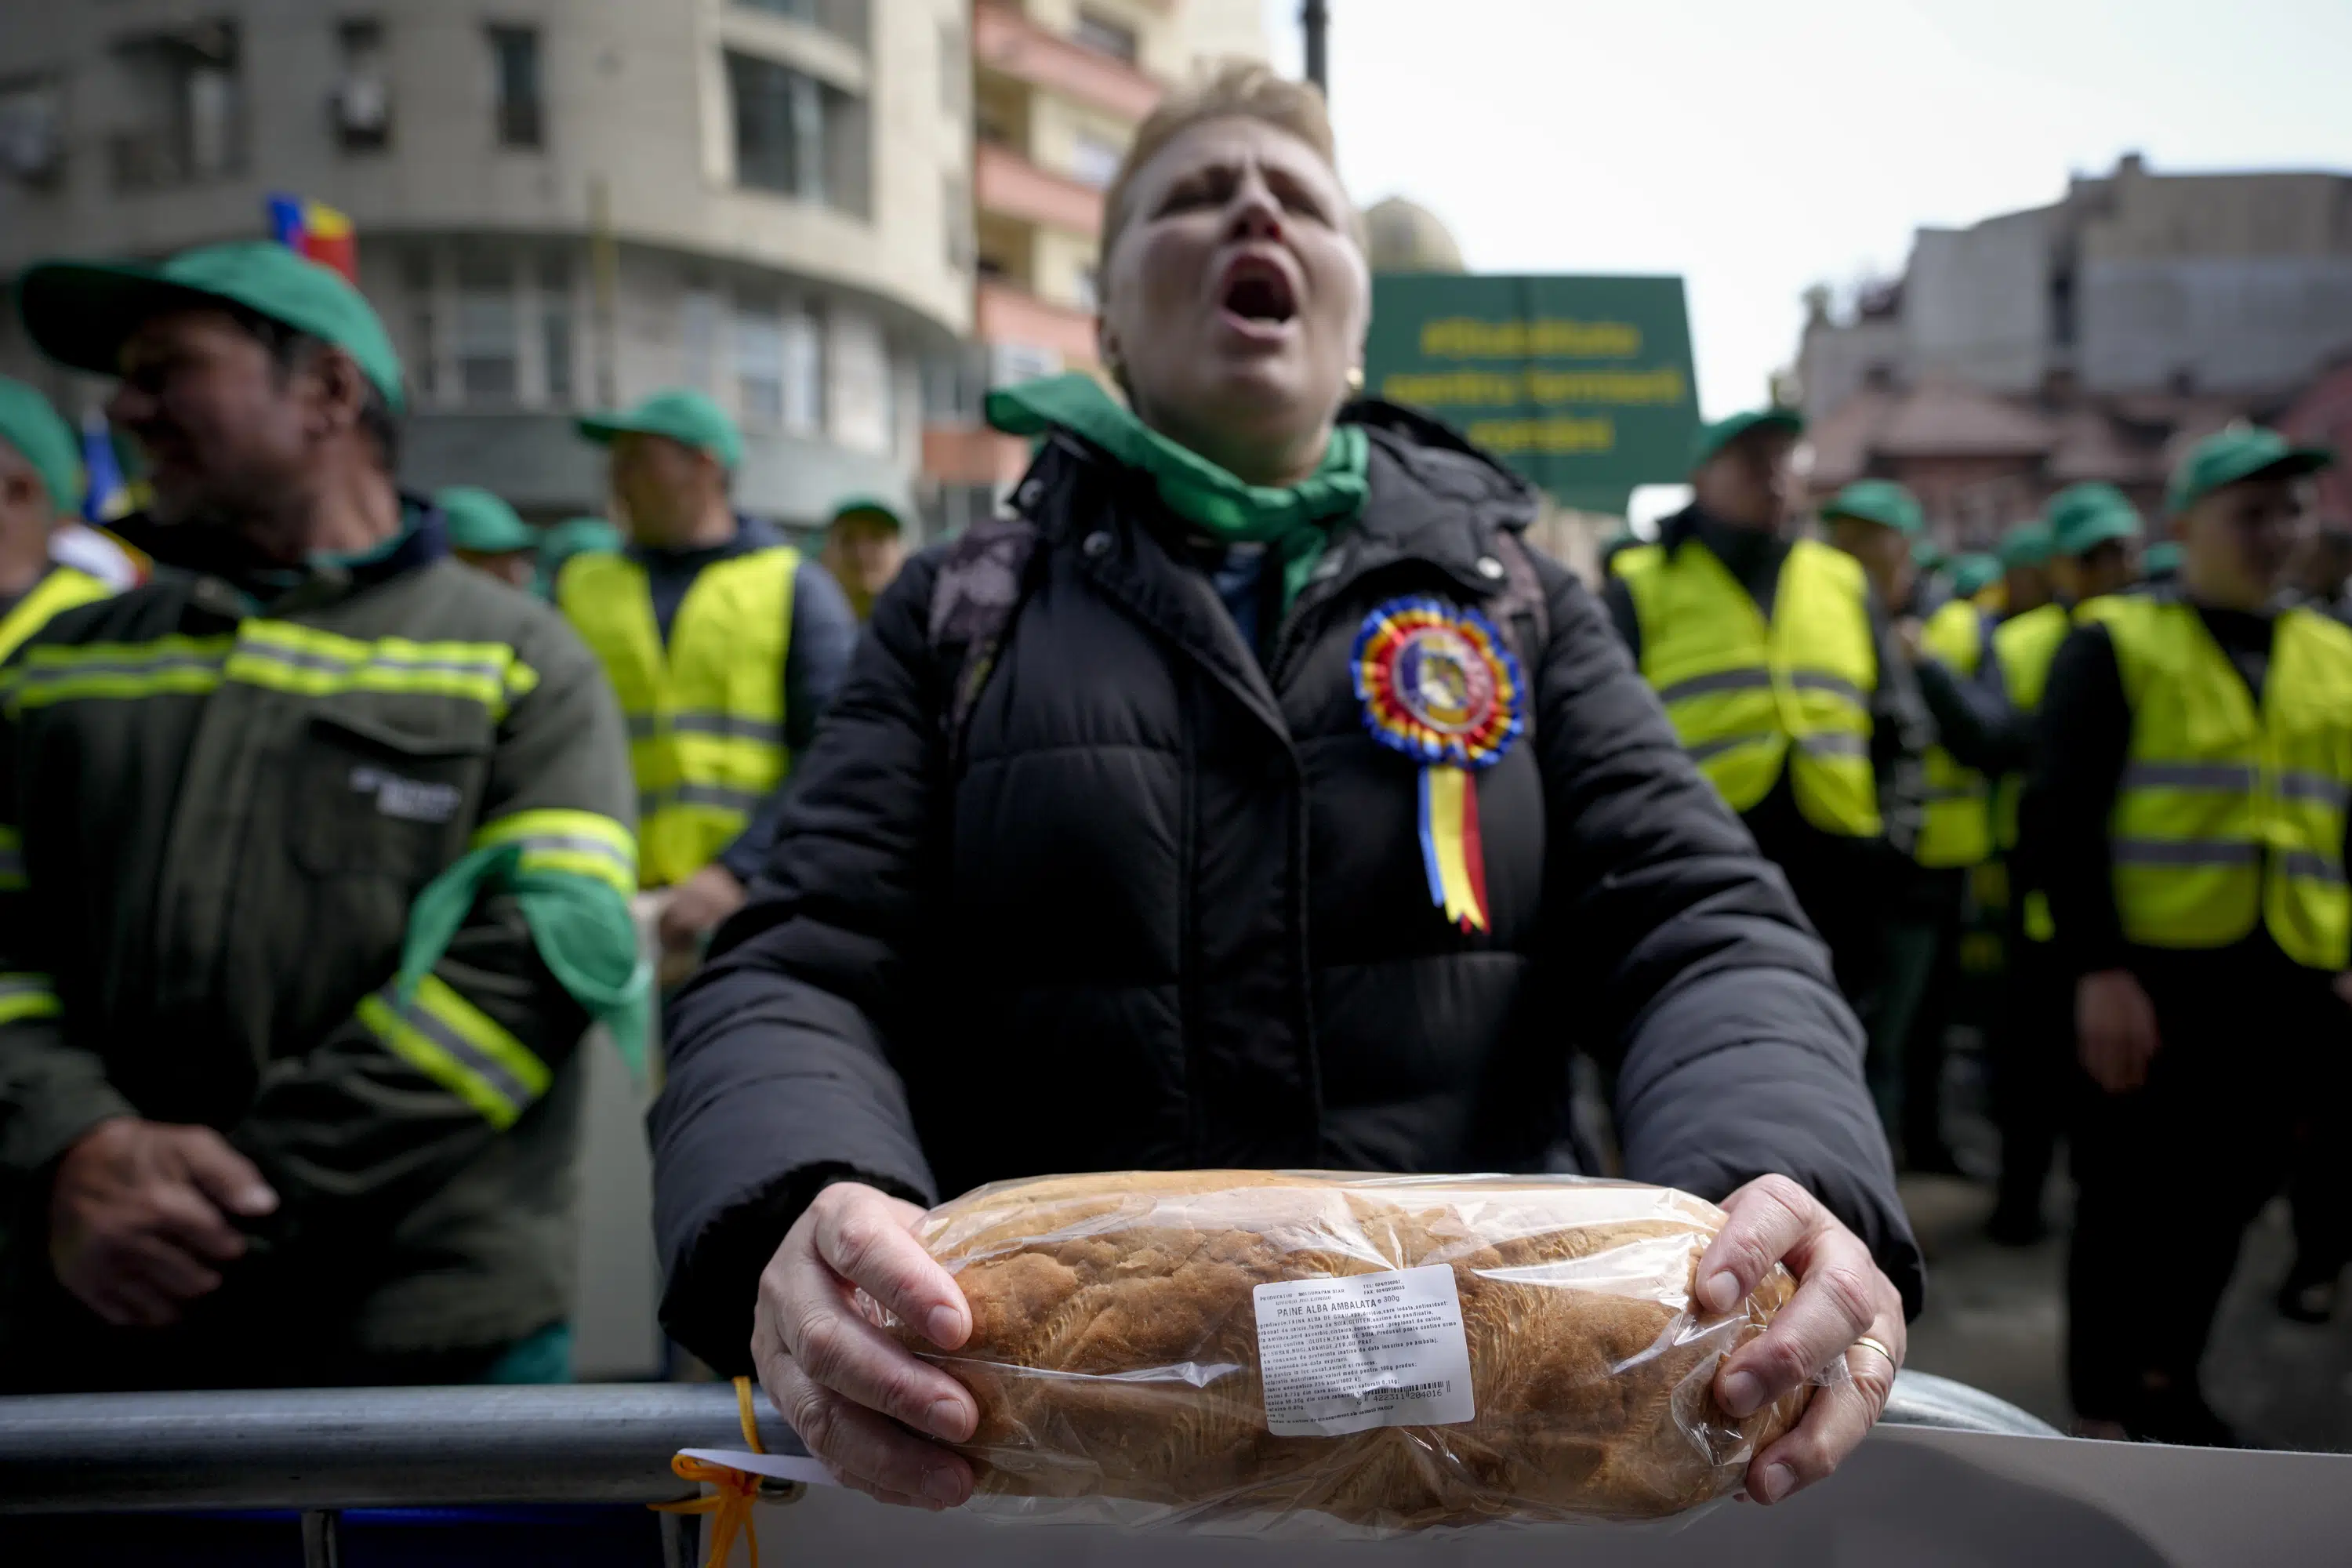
top-left (0, 64), bottom-right (2341, 1518)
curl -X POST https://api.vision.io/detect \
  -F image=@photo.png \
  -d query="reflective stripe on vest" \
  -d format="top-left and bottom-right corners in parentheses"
top-left (0, 567), bottom-right (114, 664)
top-left (558, 546), bottom-right (797, 887)
top-left (1917, 597), bottom-right (1993, 868)
top-left (1621, 537), bottom-right (1880, 836)
top-left (2098, 596), bottom-right (2352, 970)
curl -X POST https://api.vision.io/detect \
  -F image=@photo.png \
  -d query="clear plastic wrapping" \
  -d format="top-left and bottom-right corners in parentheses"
top-left (888, 1171), bottom-right (1810, 1534)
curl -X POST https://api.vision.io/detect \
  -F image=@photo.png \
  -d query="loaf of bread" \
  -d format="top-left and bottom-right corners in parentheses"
top-left (891, 1171), bottom-right (1809, 1531)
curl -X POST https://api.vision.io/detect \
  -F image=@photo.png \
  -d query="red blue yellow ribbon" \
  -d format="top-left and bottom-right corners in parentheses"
top-left (1419, 764), bottom-right (1490, 932)
top-left (1354, 597), bottom-right (1523, 935)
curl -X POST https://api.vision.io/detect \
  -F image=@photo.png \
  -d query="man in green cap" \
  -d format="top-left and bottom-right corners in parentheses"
top-left (2140, 539), bottom-right (2185, 586)
top-left (562, 388), bottom-right (858, 967)
top-left (2027, 426), bottom-right (2349, 1443)
top-left (0, 378), bottom-right (117, 662)
top-left (536, 516), bottom-right (622, 601)
top-left (1606, 412), bottom-right (1929, 1011)
top-left (819, 495), bottom-right (911, 624)
top-left (1820, 480), bottom-right (2011, 1171)
top-left (1951, 554), bottom-right (2002, 603)
top-left (1983, 481), bottom-right (2145, 1243)
top-left (437, 485), bottom-right (539, 591)
top-left (1996, 520), bottom-right (2055, 622)
top-left (0, 241), bottom-right (639, 1392)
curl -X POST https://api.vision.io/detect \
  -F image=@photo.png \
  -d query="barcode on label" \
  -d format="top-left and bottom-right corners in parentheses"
top-left (1251, 1265), bottom-right (1478, 1438)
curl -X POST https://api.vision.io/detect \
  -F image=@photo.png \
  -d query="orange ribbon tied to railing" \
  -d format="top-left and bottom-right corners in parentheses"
top-left (651, 1376), bottom-right (769, 1568)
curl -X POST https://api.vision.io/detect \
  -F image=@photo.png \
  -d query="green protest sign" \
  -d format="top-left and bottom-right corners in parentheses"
top-left (1366, 275), bottom-right (1700, 516)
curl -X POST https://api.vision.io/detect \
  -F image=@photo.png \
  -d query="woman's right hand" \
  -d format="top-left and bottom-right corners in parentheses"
top-left (750, 1181), bottom-right (978, 1508)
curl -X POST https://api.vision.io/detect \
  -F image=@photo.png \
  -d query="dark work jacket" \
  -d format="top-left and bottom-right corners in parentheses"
top-left (649, 408), bottom-right (1919, 1374)
top-left (1602, 510), bottom-right (1931, 967)
top-left (2027, 585), bottom-right (2349, 996)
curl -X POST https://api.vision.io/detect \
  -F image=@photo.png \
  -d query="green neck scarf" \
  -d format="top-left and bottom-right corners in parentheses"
top-left (985, 372), bottom-right (1369, 612)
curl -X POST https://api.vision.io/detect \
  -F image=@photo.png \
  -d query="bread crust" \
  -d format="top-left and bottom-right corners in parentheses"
top-left (893, 1171), bottom-right (1809, 1529)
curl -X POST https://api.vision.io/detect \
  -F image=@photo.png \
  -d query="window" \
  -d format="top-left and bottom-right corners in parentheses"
top-left (110, 20), bottom-right (245, 191)
top-left (727, 52), bottom-right (869, 216)
top-left (735, 0), bottom-right (870, 46)
top-left (1069, 132), bottom-right (1122, 191)
top-left (540, 251), bottom-right (575, 406)
top-left (488, 26), bottom-right (542, 149)
top-left (333, 20), bottom-right (391, 152)
top-left (681, 283), bottom-right (722, 392)
top-left (938, 16), bottom-right (967, 117)
top-left (0, 75), bottom-right (65, 188)
top-left (1072, 10), bottom-right (1139, 64)
top-left (401, 247), bottom-right (439, 401)
top-left (735, 296), bottom-right (784, 425)
top-left (455, 251), bottom-right (518, 405)
top-left (736, 296), bottom-right (823, 433)
top-left (780, 303), bottom-right (824, 436)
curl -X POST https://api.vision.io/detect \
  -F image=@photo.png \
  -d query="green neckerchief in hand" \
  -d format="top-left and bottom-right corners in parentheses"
top-left (985, 372), bottom-right (1370, 613)
top-left (396, 843), bottom-right (652, 1080)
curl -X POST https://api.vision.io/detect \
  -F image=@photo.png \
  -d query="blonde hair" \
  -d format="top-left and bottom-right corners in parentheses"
top-left (1098, 60), bottom-right (1360, 269)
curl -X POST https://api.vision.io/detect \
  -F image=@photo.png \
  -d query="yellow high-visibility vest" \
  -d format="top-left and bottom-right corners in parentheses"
top-left (1917, 597), bottom-right (1992, 869)
top-left (1619, 537), bottom-right (1880, 836)
top-left (1989, 601), bottom-right (2075, 855)
top-left (2093, 594), bottom-right (2352, 970)
top-left (0, 567), bottom-right (113, 663)
top-left (557, 546), bottom-right (796, 887)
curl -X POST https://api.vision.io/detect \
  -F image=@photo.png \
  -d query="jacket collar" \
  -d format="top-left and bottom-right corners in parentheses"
top-left (122, 492), bottom-right (448, 616)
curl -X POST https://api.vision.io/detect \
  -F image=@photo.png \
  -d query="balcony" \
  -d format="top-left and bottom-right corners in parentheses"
top-left (975, 140), bottom-right (1103, 238)
top-left (973, 2), bottom-right (1163, 124)
top-left (977, 278), bottom-right (1098, 365)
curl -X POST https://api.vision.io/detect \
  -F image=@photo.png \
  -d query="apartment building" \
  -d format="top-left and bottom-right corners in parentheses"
top-left (0, 0), bottom-right (974, 527)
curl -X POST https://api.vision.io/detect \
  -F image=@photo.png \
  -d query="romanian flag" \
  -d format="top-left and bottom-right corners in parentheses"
top-left (267, 192), bottom-right (358, 283)
top-left (79, 413), bottom-right (133, 524)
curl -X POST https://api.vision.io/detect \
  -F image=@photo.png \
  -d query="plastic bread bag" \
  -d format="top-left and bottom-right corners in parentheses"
top-left (878, 1171), bottom-right (1816, 1535)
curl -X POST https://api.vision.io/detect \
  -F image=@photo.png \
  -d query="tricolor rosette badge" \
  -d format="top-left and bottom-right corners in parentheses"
top-left (1351, 597), bottom-right (1525, 932)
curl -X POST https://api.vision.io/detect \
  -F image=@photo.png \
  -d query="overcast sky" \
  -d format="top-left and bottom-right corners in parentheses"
top-left (1257, 0), bottom-right (2352, 419)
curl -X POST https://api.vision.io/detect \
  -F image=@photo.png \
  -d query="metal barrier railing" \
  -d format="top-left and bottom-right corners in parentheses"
top-left (0, 1373), bottom-right (2059, 1563)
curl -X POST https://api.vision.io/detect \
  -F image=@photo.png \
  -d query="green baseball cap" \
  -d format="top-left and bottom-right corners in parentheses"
top-left (1820, 479), bottom-right (1925, 538)
top-left (578, 388), bottom-right (742, 471)
top-left (1689, 407), bottom-right (1805, 472)
top-left (2164, 425), bottom-right (2333, 517)
top-left (2141, 540), bottom-right (2184, 580)
top-left (17, 241), bottom-right (405, 414)
top-left (828, 494), bottom-right (906, 532)
top-left (1911, 538), bottom-right (1947, 571)
top-left (2045, 482), bottom-right (2143, 557)
top-left (435, 485), bottom-right (538, 555)
top-left (1998, 521), bottom-right (2053, 571)
top-left (0, 377), bottom-right (82, 517)
top-left (1951, 553), bottom-right (2002, 597)
top-left (540, 515), bottom-right (623, 564)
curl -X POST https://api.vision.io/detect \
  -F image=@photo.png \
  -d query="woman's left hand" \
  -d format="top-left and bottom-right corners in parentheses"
top-left (1693, 1174), bottom-right (1907, 1505)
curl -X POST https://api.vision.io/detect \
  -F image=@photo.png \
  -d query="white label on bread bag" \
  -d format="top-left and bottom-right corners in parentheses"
top-left (1252, 1265), bottom-right (1476, 1437)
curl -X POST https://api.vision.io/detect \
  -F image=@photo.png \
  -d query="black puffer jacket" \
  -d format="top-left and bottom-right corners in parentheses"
top-left (651, 406), bottom-right (1919, 1372)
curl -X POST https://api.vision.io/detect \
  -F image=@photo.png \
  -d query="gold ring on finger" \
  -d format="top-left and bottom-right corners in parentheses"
top-left (1849, 1334), bottom-right (1898, 1372)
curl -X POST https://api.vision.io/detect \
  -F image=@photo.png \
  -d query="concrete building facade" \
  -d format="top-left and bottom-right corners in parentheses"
top-left (1796, 154), bottom-right (2352, 543)
top-left (0, 0), bottom-right (975, 527)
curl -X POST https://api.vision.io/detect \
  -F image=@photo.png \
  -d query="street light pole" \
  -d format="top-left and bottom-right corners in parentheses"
top-left (1301, 0), bottom-right (1329, 97)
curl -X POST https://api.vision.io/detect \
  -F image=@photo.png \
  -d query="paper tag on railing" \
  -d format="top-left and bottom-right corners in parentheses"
top-left (677, 1449), bottom-right (842, 1487)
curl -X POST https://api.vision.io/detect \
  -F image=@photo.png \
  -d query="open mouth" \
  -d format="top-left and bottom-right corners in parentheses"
top-left (1221, 259), bottom-right (1298, 325)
